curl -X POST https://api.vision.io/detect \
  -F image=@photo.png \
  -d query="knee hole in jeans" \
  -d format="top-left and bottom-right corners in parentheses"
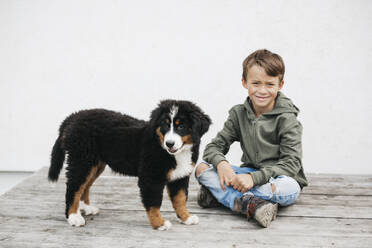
top-left (271, 183), bottom-right (276, 193)
top-left (195, 163), bottom-right (210, 177)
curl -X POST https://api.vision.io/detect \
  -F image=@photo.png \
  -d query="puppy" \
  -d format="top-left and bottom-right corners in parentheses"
top-left (48, 100), bottom-right (211, 230)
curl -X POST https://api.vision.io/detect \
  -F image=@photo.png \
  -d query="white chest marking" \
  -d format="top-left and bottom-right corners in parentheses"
top-left (168, 145), bottom-right (194, 181)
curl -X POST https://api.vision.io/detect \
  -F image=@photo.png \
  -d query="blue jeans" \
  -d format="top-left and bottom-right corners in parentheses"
top-left (195, 163), bottom-right (301, 210)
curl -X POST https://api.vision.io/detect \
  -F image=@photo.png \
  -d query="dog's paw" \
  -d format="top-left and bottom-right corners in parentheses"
top-left (80, 201), bottom-right (99, 216)
top-left (182, 215), bottom-right (199, 225)
top-left (157, 220), bottom-right (172, 231)
top-left (67, 213), bottom-right (86, 227)
top-left (82, 205), bottom-right (99, 216)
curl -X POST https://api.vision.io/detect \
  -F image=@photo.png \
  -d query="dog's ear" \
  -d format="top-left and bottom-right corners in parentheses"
top-left (149, 104), bottom-right (163, 132)
top-left (190, 108), bottom-right (212, 145)
top-left (149, 100), bottom-right (173, 133)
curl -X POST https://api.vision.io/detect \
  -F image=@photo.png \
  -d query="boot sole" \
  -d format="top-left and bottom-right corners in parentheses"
top-left (254, 203), bottom-right (278, 228)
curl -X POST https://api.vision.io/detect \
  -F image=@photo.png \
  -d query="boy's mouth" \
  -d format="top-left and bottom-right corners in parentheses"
top-left (255, 95), bottom-right (269, 101)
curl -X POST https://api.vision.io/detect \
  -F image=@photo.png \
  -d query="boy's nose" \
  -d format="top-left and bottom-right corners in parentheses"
top-left (258, 85), bottom-right (268, 92)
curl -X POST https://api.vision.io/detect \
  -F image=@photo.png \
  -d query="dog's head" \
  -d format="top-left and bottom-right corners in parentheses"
top-left (150, 100), bottom-right (211, 155)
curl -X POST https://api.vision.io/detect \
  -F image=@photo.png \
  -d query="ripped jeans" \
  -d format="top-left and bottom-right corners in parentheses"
top-left (195, 163), bottom-right (301, 210)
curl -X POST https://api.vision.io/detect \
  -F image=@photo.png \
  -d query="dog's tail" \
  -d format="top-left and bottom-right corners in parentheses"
top-left (48, 135), bottom-right (65, 182)
top-left (48, 116), bottom-right (72, 182)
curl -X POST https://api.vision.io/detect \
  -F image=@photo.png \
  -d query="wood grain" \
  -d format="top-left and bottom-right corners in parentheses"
top-left (0, 167), bottom-right (371, 247)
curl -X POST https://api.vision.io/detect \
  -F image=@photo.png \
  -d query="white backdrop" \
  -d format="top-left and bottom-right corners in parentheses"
top-left (1, 0), bottom-right (371, 174)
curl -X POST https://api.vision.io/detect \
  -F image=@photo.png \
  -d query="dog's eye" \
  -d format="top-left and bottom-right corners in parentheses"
top-left (177, 124), bottom-right (184, 130)
top-left (162, 120), bottom-right (170, 126)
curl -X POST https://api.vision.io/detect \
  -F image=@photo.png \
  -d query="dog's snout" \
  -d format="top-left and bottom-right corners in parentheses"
top-left (165, 141), bottom-right (175, 148)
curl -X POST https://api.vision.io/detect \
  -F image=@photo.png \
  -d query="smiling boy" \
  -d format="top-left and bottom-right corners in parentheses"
top-left (195, 49), bottom-right (308, 227)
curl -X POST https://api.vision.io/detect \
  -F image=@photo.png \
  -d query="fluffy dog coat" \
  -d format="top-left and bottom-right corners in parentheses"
top-left (48, 100), bottom-right (211, 230)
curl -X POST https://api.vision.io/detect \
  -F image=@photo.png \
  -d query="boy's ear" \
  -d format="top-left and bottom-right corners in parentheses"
top-left (279, 80), bottom-right (284, 90)
top-left (242, 78), bottom-right (248, 89)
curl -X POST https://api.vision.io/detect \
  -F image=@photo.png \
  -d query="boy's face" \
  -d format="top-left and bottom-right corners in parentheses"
top-left (242, 65), bottom-right (284, 115)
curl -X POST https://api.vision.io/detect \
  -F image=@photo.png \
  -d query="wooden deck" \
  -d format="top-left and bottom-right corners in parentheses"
top-left (0, 167), bottom-right (371, 247)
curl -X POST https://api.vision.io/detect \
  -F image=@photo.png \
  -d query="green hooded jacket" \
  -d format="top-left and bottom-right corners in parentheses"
top-left (203, 92), bottom-right (308, 188)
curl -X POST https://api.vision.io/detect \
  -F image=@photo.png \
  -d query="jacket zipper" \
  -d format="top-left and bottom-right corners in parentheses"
top-left (252, 119), bottom-right (259, 164)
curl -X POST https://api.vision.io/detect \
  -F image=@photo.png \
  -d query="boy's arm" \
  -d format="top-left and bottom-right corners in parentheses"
top-left (202, 110), bottom-right (240, 167)
top-left (249, 117), bottom-right (303, 186)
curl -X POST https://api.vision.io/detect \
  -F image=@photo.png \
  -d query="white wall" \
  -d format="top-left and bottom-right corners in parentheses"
top-left (1, 0), bottom-right (371, 174)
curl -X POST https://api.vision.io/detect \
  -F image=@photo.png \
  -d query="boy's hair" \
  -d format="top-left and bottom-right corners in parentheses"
top-left (242, 49), bottom-right (285, 82)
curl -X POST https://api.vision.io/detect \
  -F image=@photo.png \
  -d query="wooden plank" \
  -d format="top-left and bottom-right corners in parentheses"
top-left (1, 167), bottom-right (372, 220)
top-left (2, 189), bottom-right (372, 220)
top-left (1, 167), bottom-right (372, 248)
top-left (306, 173), bottom-right (372, 184)
top-left (1, 212), bottom-right (372, 248)
top-left (17, 167), bottom-right (372, 196)
top-left (1, 168), bottom-right (371, 219)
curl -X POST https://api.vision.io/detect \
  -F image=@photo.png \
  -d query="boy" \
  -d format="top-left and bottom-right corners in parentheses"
top-left (195, 49), bottom-right (308, 228)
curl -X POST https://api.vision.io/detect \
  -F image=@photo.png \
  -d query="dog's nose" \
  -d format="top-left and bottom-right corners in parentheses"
top-left (166, 141), bottom-right (175, 148)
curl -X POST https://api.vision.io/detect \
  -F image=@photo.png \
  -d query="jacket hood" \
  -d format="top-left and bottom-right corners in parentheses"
top-left (244, 92), bottom-right (300, 117)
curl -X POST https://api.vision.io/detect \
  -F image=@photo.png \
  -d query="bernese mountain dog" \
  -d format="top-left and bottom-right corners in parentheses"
top-left (48, 100), bottom-right (211, 230)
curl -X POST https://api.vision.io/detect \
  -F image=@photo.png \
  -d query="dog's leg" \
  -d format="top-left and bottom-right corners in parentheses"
top-left (139, 182), bottom-right (171, 230)
top-left (146, 207), bottom-right (172, 231)
top-left (80, 162), bottom-right (106, 216)
top-left (65, 166), bottom-right (98, 227)
top-left (167, 177), bottom-right (199, 225)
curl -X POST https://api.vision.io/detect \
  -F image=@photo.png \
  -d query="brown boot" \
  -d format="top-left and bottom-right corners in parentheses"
top-left (197, 185), bottom-right (223, 208)
top-left (234, 194), bottom-right (278, 228)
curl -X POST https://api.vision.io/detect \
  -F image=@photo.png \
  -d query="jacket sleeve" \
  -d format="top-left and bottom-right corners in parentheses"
top-left (250, 116), bottom-right (303, 186)
top-left (202, 109), bottom-right (240, 168)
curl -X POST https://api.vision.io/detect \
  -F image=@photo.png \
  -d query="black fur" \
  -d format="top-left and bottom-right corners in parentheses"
top-left (48, 100), bottom-right (211, 225)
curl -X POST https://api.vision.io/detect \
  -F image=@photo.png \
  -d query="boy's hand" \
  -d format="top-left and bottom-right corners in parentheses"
top-left (216, 161), bottom-right (236, 190)
top-left (231, 174), bottom-right (254, 193)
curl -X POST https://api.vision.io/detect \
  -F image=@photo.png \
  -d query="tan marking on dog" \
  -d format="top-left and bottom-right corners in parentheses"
top-left (181, 134), bottom-right (193, 145)
top-left (81, 162), bottom-right (106, 204)
top-left (68, 166), bottom-right (98, 215)
top-left (168, 189), bottom-right (190, 222)
top-left (175, 119), bottom-right (180, 126)
top-left (166, 169), bottom-right (175, 181)
top-left (165, 119), bottom-right (170, 124)
top-left (156, 127), bottom-right (165, 145)
top-left (146, 207), bottom-right (165, 229)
